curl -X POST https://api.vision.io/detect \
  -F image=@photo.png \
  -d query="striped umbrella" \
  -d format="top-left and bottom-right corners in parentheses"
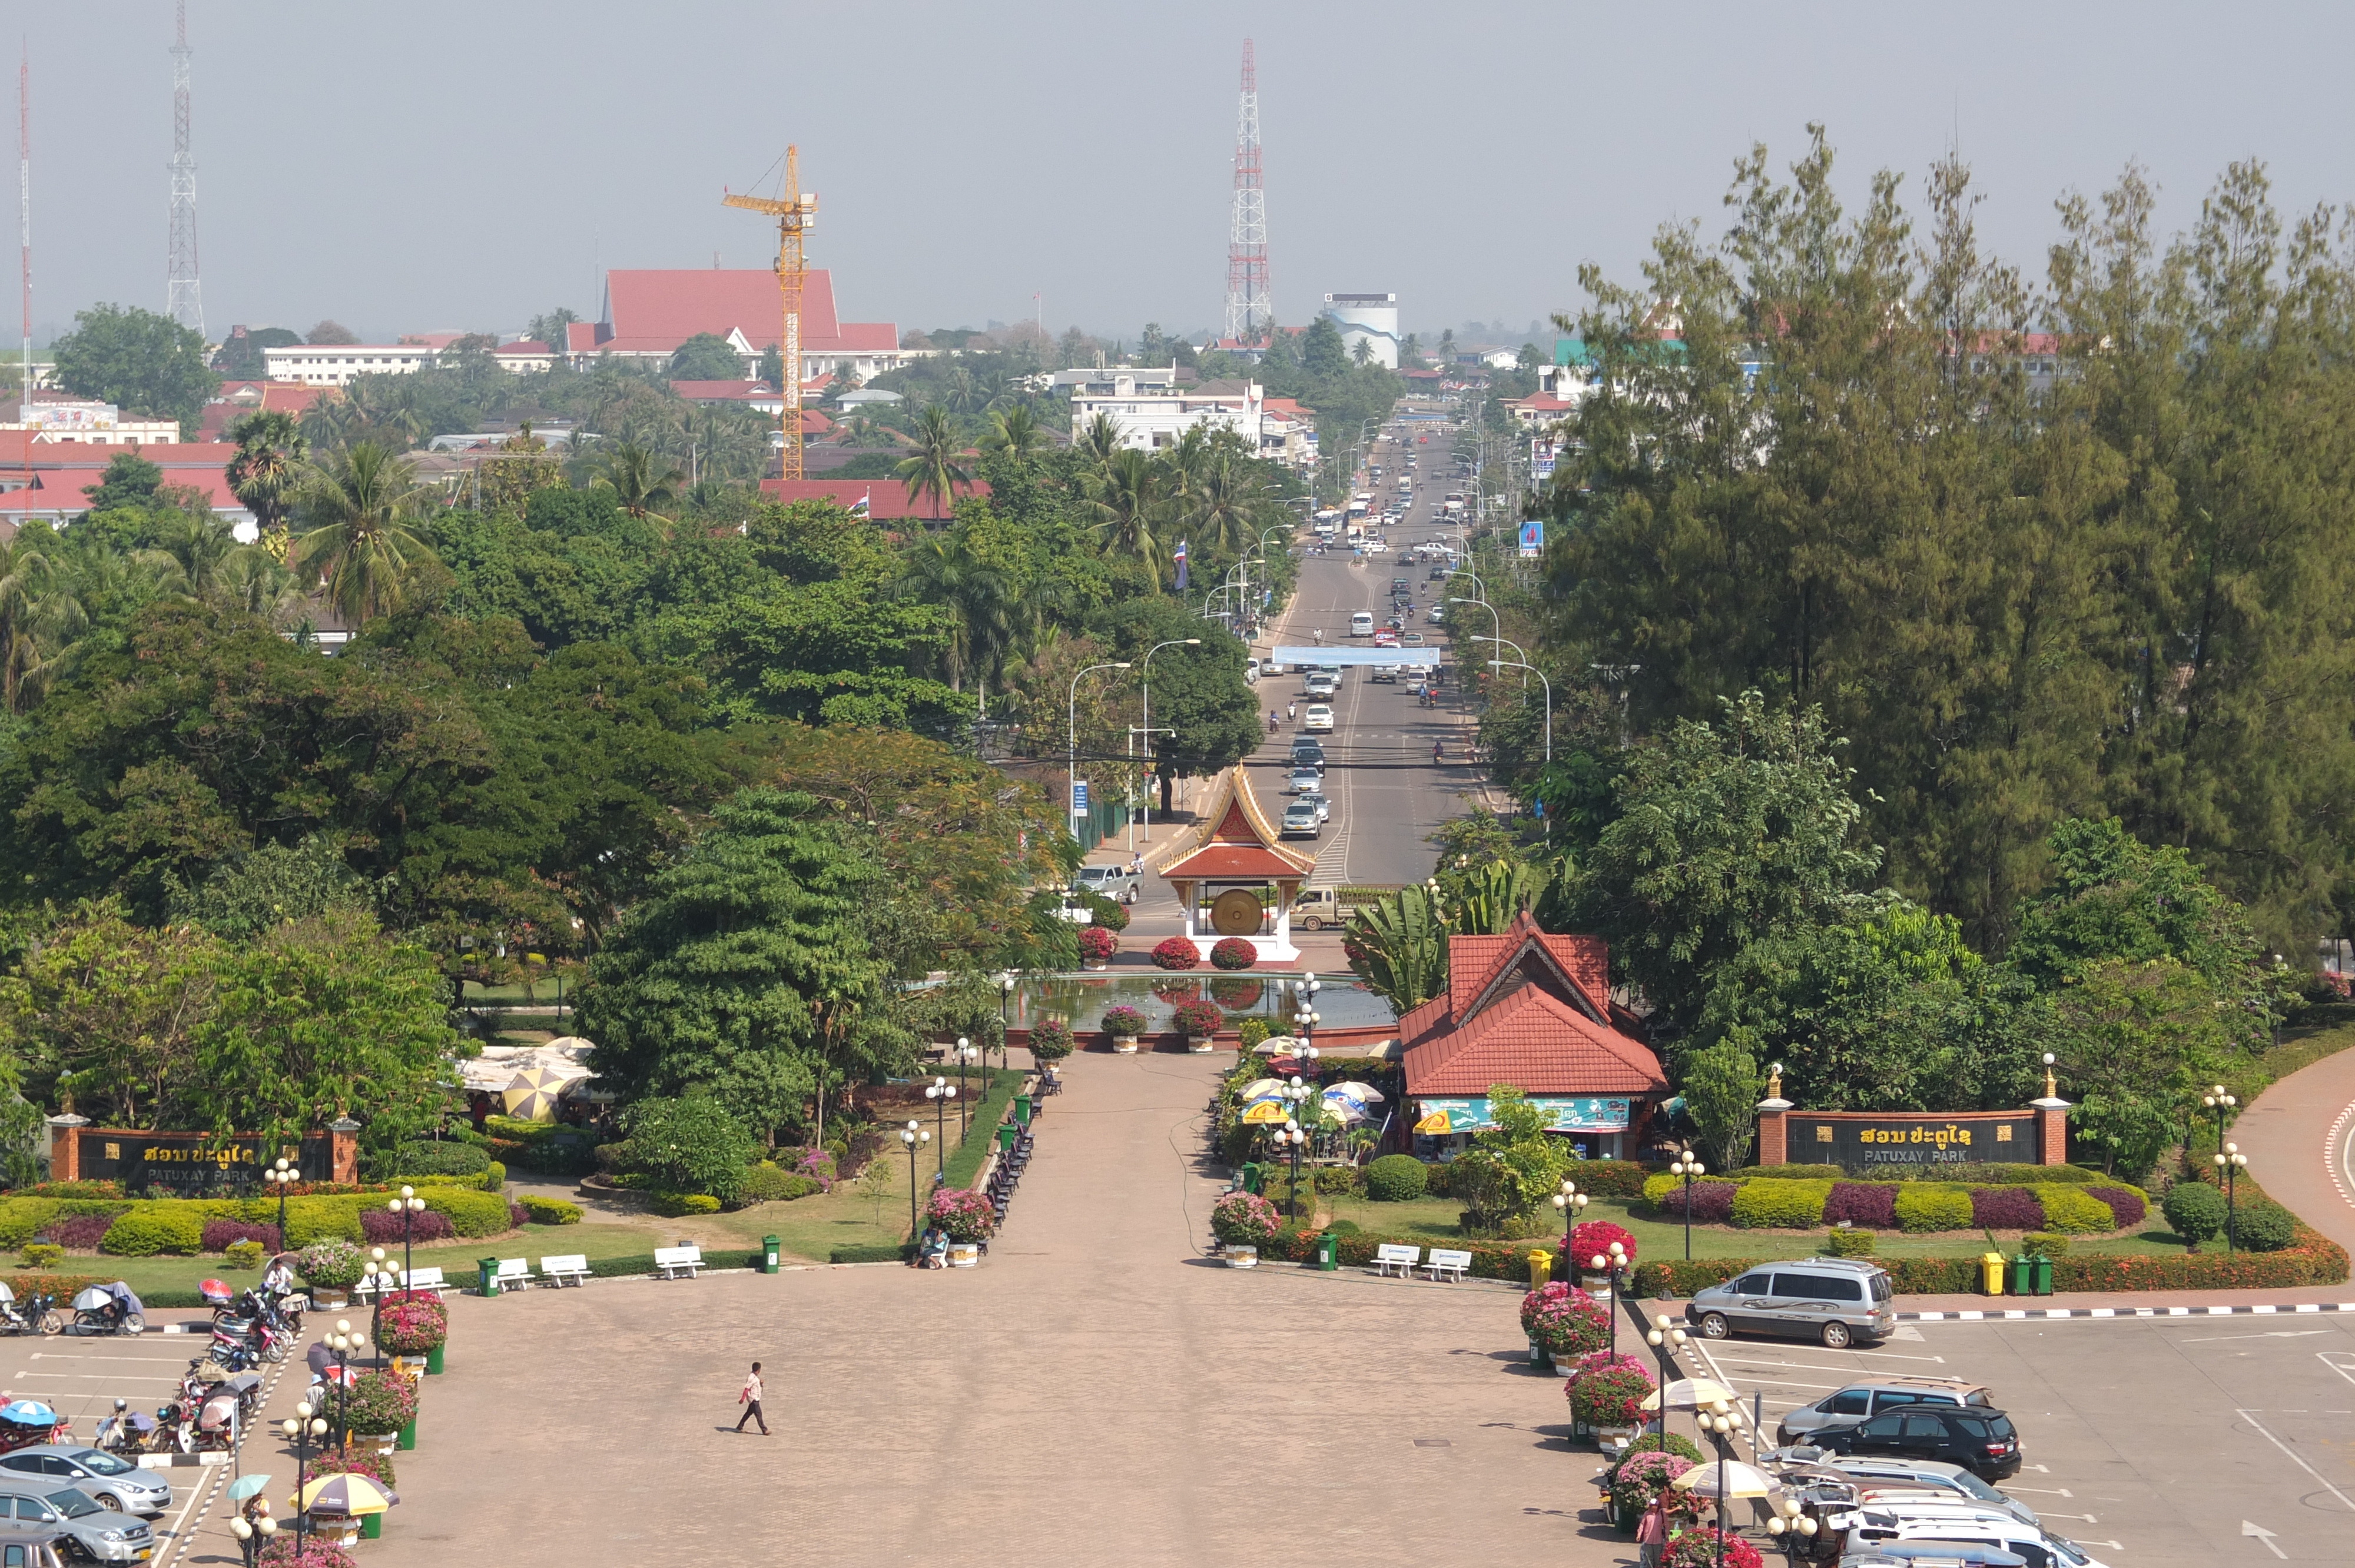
top-left (500, 1067), bottom-right (567, 1122)
top-left (296, 1473), bottom-right (397, 1516)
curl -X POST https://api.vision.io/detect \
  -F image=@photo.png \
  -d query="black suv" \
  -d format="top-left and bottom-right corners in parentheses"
top-left (1811, 1404), bottom-right (2023, 1480)
top-left (1288, 739), bottom-right (1326, 772)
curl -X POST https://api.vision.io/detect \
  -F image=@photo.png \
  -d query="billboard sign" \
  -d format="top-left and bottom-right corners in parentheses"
top-left (1518, 520), bottom-right (1545, 557)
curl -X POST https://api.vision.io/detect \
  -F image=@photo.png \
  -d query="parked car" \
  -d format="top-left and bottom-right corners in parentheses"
top-left (1798, 1455), bottom-right (2035, 1526)
top-left (1286, 768), bottom-right (1322, 795)
top-left (1302, 705), bottom-right (1335, 733)
top-left (0, 1450), bottom-right (168, 1519)
top-left (1812, 1406), bottom-right (2024, 1481)
top-left (1279, 802), bottom-right (1321, 839)
top-left (1685, 1257), bottom-right (1895, 1347)
top-left (1833, 1504), bottom-right (2097, 1567)
top-left (0, 1488), bottom-right (156, 1563)
top-left (1837, 1544), bottom-right (2031, 1568)
top-left (1300, 792), bottom-right (1331, 823)
top-left (1073, 865), bottom-right (1143, 906)
top-left (1289, 888), bottom-right (1360, 931)
top-left (1778, 1378), bottom-right (1997, 1446)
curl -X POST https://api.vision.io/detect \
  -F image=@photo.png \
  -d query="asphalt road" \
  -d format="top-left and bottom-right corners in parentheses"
top-left (1666, 1311), bottom-right (2355, 1566)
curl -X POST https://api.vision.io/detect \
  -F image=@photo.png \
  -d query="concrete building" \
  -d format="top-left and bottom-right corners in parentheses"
top-left (564, 270), bottom-right (911, 383)
top-left (1067, 377), bottom-right (1264, 454)
top-left (0, 393), bottom-right (180, 445)
top-left (264, 343), bottom-right (443, 387)
top-left (1321, 293), bottom-right (1399, 368)
top-left (0, 433), bottom-right (248, 533)
top-left (197, 381), bottom-right (332, 441)
top-left (493, 339), bottom-right (558, 373)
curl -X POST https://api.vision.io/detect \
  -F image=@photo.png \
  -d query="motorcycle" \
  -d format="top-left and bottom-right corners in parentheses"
top-left (92, 1400), bottom-right (161, 1457)
top-left (0, 1285), bottom-right (59, 1337)
top-left (68, 1282), bottom-right (144, 1336)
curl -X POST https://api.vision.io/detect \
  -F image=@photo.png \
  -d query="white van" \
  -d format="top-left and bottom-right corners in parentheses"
top-left (1349, 612), bottom-right (1374, 637)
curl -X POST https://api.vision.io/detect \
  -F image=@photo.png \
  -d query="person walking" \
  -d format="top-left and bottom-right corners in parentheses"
top-left (734, 1362), bottom-right (769, 1434)
top-left (1286, 701), bottom-right (1296, 724)
top-left (1636, 1494), bottom-right (1668, 1568)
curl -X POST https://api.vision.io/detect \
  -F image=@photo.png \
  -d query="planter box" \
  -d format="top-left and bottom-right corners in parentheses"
top-left (1185, 1038), bottom-right (1214, 1054)
top-left (309, 1288), bottom-right (350, 1310)
top-left (1225, 1246), bottom-right (1258, 1268)
top-left (1112, 1039), bottom-right (1139, 1055)
top-left (947, 1243), bottom-right (979, 1268)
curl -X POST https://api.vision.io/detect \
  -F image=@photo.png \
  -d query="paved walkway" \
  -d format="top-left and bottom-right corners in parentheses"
top-left (2233, 1038), bottom-right (2355, 1257)
top-left (372, 1051), bottom-right (1630, 1567)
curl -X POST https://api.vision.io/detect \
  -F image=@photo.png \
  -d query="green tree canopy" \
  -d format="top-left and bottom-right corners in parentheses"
top-left (668, 333), bottom-right (745, 383)
top-left (52, 304), bottom-right (221, 428)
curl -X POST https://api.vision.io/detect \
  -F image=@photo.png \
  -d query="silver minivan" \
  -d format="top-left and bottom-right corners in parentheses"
top-left (1685, 1257), bottom-right (1896, 1347)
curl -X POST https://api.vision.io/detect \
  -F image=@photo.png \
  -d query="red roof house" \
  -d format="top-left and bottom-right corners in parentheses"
top-left (567, 270), bottom-right (903, 381)
top-left (758, 476), bottom-right (987, 521)
top-left (1398, 911), bottom-right (1667, 1157)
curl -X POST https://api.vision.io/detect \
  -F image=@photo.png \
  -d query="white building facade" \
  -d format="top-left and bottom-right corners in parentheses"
top-left (1067, 378), bottom-right (1264, 453)
top-left (264, 343), bottom-right (442, 387)
top-left (1322, 293), bottom-right (1399, 368)
top-left (0, 396), bottom-right (179, 444)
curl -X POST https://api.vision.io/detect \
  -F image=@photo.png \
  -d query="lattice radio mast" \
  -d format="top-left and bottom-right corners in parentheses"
top-left (165, 1), bottom-right (202, 336)
top-left (18, 44), bottom-right (29, 407)
top-left (1223, 40), bottom-right (1269, 345)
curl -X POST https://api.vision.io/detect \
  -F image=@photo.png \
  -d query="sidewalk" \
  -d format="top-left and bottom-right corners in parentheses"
top-left (2227, 1035), bottom-right (2355, 1257)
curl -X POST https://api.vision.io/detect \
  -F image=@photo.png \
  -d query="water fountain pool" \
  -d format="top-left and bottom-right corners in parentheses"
top-left (1005, 972), bottom-right (1396, 1034)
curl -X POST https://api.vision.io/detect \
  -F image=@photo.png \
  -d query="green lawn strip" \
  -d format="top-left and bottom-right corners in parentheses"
top-left (2259, 1002), bottom-right (2355, 1084)
top-left (940, 1068), bottom-right (1023, 1190)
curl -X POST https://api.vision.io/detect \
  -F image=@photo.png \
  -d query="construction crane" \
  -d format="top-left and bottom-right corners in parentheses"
top-left (723, 147), bottom-right (817, 482)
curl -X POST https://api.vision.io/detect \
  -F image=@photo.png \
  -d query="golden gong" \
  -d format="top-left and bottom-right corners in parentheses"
top-left (1210, 889), bottom-right (1262, 936)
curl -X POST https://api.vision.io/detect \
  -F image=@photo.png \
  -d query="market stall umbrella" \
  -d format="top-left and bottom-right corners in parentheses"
top-left (1239, 1101), bottom-right (1291, 1125)
top-left (1673, 1460), bottom-right (1779, 1501)
top-left (1640, 1378), bottom-right (1740, 1412)
top-left (0, 1400), bottom-right (54, 1426)
top-left (1251, 1037), bottom-right (1298, 1055)
top-left (296, 1473), bottom-right (396, 1515)
top-left (500, 1067), bottom-right (568, 1122)
top-left (1237, 1079), bottom-right (1288, 1101)
top-left (1318, 1094), bottom-right (1371, 1125)
top-left (1324, 1081), bottom-right (1386, 1104)
top-left (227, 1474), bottom-right (270, 1503)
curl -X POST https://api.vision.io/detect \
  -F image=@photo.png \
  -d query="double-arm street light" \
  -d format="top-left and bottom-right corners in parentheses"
top-left (924, 1078), bottom-right (956, 1176)
top-left (1067, 661), bottom-right (1132, 839)
top-left (899, 1120), bottom-right (931, 1234)
top-left (2215, 1141), bottom-right (2249, 1253)
top-left (1487, 657), bottom-right (1551, 763)
top-left (1669, 1147), bottom-right (1707, 1260)
top-left (1137, 639), bottom-right (1200, 839)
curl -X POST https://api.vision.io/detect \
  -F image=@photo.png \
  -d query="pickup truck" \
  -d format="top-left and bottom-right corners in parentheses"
top-left (1289, 888), bottom-right (1364, 932)
top-left (1074, 864), bottom-right (1142, 905)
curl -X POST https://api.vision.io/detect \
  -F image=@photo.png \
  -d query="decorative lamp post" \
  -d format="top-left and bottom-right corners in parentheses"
top-left (899, 1121), bottom-right (931, 1235)
top-left (265, 1158), bottom-right (297, 1250)
top-left (924, 1078), bottom-right (956, 1177)
top-left (387, 1186), bottom-right (427, 1287)
top-left (1701, 1396), bottom-right (1750, 1568)
top-left (1277, 1119), bottom-right (1308, 1219)
top-left (2215, 1141), bottom-right (2248, 1253)
top-left (1591, 1240), bottom-right (1629, 1356)
top-left (955, 1038), bottom-right (979, 1135)
top-left (1764, 1495), bottom-right (1817, 1557)
top-left (1669, 1147), bottom-right (1706, 1261)
top-left (2202, 1083), bottom-right (2237, 1157)
top-left (998, 972), bottom-right (1019, 1079)
top-left (326, 1319), bottom-right (367, 1449)
top-left (281, 1400), bottom-right (329, 1556)
top-left (1644, 1314), bottom-right (1689, 1441)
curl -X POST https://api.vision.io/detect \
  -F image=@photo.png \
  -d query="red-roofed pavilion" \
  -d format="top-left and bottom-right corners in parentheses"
top-left (1157, 765), bottom-right (1318, 963)
top-left (1397, 911), bottom-right (1667, 1159)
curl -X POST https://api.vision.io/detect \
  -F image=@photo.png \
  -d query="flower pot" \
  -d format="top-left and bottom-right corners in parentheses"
top-left (1185, 1036), bottom-right (1214, 1054)
top-left (310, 1288), bottom-right (350, 1310)
top-left (1225, 1245), bottom-right (1258, 1268)
top-left (397, 1416), bottom-right (417, 1451)
top-left (1084, 962), bottom-right (1109, 972)
top-left (1581, 1273), bottom-right (1613, 1301)
top-left (1596, 1425), bottom-right (1637, 1456)
top-left (1112, 1035), bottom-right (1139, 1054)
top-left (357, 1431), bottom-right (399, 1457)
top-left (947, 1243), bottom-right (979, 1268)
top-left (424, 1343), bottom-right (445, 1376)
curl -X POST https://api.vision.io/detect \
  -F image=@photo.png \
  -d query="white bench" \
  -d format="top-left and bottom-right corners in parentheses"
top-left (538, 1254), bottom-right (589, 1288)
top-left (492, 1258), bottom-right (532, 1293)
top-left (358, 1265), bottom-right (446, 1301)
top-left (652, 1245), bottom-right (703, 1280)
top-left (1372, 1244), bottom-right (1422, 1278)
top-left (1422, 1248), bottom-right (1472, 1284)
top-left (403, 1266), bottom-right (446, 1297)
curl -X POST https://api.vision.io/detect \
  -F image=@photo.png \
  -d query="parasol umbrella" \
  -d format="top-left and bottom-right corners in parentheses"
top-left (1239, 1101), bottom-right (1291, 1125)
top-left (1640, 1377), bottom-right (1740, 1413)
top-left (71, 1286), bottom-right (113, 1311)
top-left (0, 1400), bottom-right (55, 1426)
top-left (228, 1474), bottom-right (271, 1503)
top-left (296, 1474), bottom-right (396, 1516)
top-left (1237, 1079), bottom-right (1287, 1101)
top-left (1324, 1081), bottom-right (1386, 1104)
top-left (500, 1067), bottom-right (567, 1122)
top-left (1251, 1036), bottom-right (1298, 1055)
top-left (1673, 1460), bottom-right (1779, 1501)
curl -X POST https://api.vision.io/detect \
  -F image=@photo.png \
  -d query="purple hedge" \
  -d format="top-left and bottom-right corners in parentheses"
top-left (1822, 1183), bottom-right (1899, 1227)
top-left (1657, 1182), bottom-right (1735, 1224)
top-left (2089, 1186), bottom-right (2147, 1228)
top-left (37, 1213), bottom-right (117, 1251)
top-left (361, 1207), bottom-right (456, 1246)
top-left (200, 1220), bottom-right (282, 1254)
top-left (1970, 1186), bottom-right (2046, 1231)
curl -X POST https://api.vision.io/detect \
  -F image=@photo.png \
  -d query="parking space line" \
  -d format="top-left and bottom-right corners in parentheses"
top-left (2235, 1408), bottom-right (2355, 1513)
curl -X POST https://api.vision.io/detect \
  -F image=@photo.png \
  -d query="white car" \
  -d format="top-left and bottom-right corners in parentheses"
top-left (1302, 705), bottom-right (1335, 733)
top-left (1303, 674), bottom-right (1338, 699)
top-left (1366, 540), bottom-right (1389, 553)
top-left (1300, 792), bottom-right (1332, 822)
top-left (1285, 767), bottom-right (1322, 795)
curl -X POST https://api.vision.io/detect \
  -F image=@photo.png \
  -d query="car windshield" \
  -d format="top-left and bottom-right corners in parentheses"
top-left (1870, 1274), bottom-right (1893, 1303)
top-left (43, 1490), bottom-right (98, 1519)
top-left (1946, 1471), bottom-right (2005, 1503)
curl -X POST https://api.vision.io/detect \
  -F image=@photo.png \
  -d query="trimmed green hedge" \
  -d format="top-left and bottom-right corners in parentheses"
top-left (829, 1244), bottom-right (912, 1264)
top-left (1730, 1180), bottom-right (1831, 1229)
top-left (2035, 1186), bottom-right (2118, 1235)
top-left (942, 1069), bottom-right (1025, 1191)
top-left (101, 1206), bottom-right (207, 1256)
top-left (1893, 1185), bottom-right (1976, 1233)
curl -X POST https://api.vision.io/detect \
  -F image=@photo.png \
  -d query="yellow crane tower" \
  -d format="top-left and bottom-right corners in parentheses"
top-left (723, 147), bottom-right (817, 481)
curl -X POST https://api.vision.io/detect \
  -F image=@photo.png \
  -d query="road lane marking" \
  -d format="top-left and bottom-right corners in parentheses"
top-left (2235, 1408), bottom-right (2355, 1513)
top-left (2242, 1520), bottom-right (2287, 1559)
top-left (2180, 1330), bottom-right (2337, 1342)
top-left (2315, 1351), bottom-right (2355, 1388)
top-left (2005, 1487), bottom-right (2074, 1497)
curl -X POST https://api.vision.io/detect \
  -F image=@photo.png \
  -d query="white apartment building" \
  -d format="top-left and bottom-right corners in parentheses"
top-left (0, 394), bottom-right (180, 444)
top-left (1067, 377), bottom-right (1263, 453)
top-left (264, 343), bottom-right (443, 387)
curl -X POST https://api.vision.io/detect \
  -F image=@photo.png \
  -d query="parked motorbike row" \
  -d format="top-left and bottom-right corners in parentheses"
top-left (87, 1287), bottom-right (304, 1458)
top-left (0, 1280), bottom-right (146, 1337)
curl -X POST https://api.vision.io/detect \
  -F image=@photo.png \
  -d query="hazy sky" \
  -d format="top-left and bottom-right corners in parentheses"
top-left (19, 1), bottom-right (2355, 347)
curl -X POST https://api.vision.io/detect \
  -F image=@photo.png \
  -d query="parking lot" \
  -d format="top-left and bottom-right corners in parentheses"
top-left (1677, 1311), bottom-right (2355, 1564)
top-left (1, 1320), bottom-right (308, 1566)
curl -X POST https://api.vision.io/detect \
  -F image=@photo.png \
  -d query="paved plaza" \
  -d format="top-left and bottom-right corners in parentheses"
top-left (371, 1051), bottom-right (1630, 1567)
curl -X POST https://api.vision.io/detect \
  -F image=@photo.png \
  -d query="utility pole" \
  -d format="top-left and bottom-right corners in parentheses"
top-left (165, 1), bottom-right (201, 335)
top-left (725, 147), bottom-right (817, 481)
top-left (1223, 40), bottom-right (1269, 345)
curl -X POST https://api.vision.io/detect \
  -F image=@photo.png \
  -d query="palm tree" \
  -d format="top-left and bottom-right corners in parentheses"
top-left (593, 442), bottom-right (684, 528)
top-left (895, 404), bottom-right (972, 521)
top-left (290, 441), bottom-right (437, 629)
top-left (1077, 411), bottom-right (1125, 472)
top-left (137, 513), bottom-right (246, 601)
top-left (1190, 450), bottom-right (1262, 560)
top-left (983, 404), bottom-right (1042, 460)
top-left (1087, 449), bottom-right (1166, 587)
top-left (0, 537), bottom-right (78, 713)
top-left (219, 547), bottom-right (304, 626)
top-left (898, 534), bottom-right (1017, 713)
top-left (224, 411), bottom-right (310, 559)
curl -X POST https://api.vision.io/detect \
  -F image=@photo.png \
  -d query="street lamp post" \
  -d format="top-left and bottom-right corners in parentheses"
top-left (280, 1401), bottom-right (329, 1558)
top-left (1589, 1241), bottom-right (1629, 1358)
top-left (265, 1158), bottom-right (297, 1250)
top-left (1137, 638), bottom-right (1201, 842)
top-left (1487, 657), bottom-right (1551, 764)
top-left (1644, 1314), bottom-right (1690, 1442)
top-left (956, 1038), bottom-right (979, 1135)
top-left (1700, 1396), bottom-right (1750, 1568)
top-left (1278, 1114), bottom-right (1308, 1219)
top-left (1669, 1147), bottom-right (1706, 1261)
top-left (1067, 661), bottom-right (1132, 842)
top-left (324, 1318), bottom-right (367, 1450)
top-left (2201, 1083), bottom-right (2237, 1158)
top-left (386, 1186), bottom-right (426, 1287)
top-left (1448, 594), bottom-right (1502, 672)
top-left (924, 1078), bottom-right (956, 1177)
top-left (2215, 1141), bottom-right (2248, 1252)
top-left (899, 1121), bottom-right (931, 1236)
top-left (998, 973), bottom-right (1017, 1079)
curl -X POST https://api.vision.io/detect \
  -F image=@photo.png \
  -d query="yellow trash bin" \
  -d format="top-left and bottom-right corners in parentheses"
top-left (1980, 1251), bottom-right (2006, 1295)
top-left (1528, 1249), bottom-right (1554, 1289)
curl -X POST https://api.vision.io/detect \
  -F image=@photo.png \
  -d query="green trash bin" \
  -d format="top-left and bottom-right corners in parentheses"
top-left (478, 1257), bottom-right (500, 1297)
top-left (2031, 1253), bottom-right (2054, 1296)
top-left (1014, 1094), bottom-right (1034, 1125)
top-left (761, 1235), bottom-right (781, 1275)
top-left (2008, 1253), bottom-right (2033, 1296)
top-left (1241, 1162), bottom-right (1264, 1194)
top-left (996, 1124), bottom-right (1019, 1154)
top-left (1313, 1233), bottom-right (1338, 1272)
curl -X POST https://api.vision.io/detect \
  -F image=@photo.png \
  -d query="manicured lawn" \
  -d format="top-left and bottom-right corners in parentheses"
top-left (1324, 1194), bottom-right (2196, 1261)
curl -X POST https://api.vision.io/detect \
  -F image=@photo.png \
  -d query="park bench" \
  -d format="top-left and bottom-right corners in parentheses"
top-left (1422, 1248), bottom-right (1472, 1284)
top-left (492, 1258), bottom-right (532, 1293)
top-left (397, 1266), bottom-right (446, 1298)
top-left (652, 1245), bottom-right (703, 1280)
top-left (1372, 1244), bottom-right (1422, 1278)
top-left (538, 1254), bottom-right (590, 1288)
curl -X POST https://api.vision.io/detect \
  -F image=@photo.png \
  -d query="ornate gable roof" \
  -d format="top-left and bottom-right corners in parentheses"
top-left (1160, 765), bottom-right (1318, 882)
top-left (1448, 911), bottom-right (1611, 1025)
top-left (1399, 910), bottom-right (1666, 1101)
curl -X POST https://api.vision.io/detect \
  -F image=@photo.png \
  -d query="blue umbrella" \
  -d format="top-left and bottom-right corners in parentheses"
top-left (228, 1474), bottom-right (270, 1502)
top-left (0, 1400), bottom-right (55, 1425)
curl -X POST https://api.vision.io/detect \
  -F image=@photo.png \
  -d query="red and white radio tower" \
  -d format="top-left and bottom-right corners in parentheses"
top-left (1223, 39), bottom-right (1269, 346)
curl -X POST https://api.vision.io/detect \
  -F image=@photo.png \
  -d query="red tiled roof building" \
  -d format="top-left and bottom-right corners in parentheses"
top-left (1398, 911), bottom-right (1667, 1159)
top-left (1157, 765), bottom-right (1318, 963)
